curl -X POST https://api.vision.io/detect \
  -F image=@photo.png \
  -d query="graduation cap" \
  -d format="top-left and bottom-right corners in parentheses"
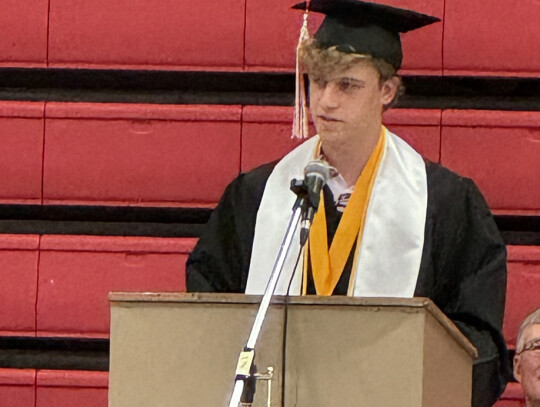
top-left (292, 0), bottom-right (440, 69)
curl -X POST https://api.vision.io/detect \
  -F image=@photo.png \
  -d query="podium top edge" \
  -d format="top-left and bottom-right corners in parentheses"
top-left (109, 292), bottom-right (433, 307)
top-left (108, 292), bottom-right (477, 357)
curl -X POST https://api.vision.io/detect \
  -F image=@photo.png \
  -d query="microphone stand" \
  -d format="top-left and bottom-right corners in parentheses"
top-left (228, 179), bottom-right (314, 407)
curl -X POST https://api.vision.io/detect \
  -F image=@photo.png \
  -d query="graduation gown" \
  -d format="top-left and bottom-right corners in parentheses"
top-left (186, 158), bottom-right (511, 407)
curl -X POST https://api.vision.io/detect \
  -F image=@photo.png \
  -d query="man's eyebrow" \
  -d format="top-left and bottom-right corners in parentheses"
top-left (338, 77), bottom-right (366, 84)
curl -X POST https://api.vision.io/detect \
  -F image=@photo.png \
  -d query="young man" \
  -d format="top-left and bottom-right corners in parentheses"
top-left (187, 0), bottom-right (510, 405)
top-left (514, 308), bottom-right (540, 407)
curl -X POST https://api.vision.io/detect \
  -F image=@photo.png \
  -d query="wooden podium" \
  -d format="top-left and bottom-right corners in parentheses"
top-left (108, 293), bottom-right (477, 407)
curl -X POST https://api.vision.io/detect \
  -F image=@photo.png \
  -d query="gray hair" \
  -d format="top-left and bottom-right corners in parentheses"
top-left (516, 307), bottom-right (540, 353)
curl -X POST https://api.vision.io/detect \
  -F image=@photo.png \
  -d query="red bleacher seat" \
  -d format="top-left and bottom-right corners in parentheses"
top-left (0, 235), bottom-right (39, 336)
top-left (493, 382), bottom-right (526, 407)
top-left (244, 0), bottom-right (324, 72)
top-left (36, 235), bottom-right (196, 337)
top-left (241, 106), bottom-right (308, 172)
top-left (244, 0), bottom-right (443, 75)
top-left (444, 0), bottom-right (540, 77)
top-left (383, 108), bottom-right (441, 163)
top-left (0, 369), bottom-right (36, 407)
top-left (503, 246), bottom-right (540, 348)
top-left (0, 0), bottom-right (47, 67)
top-left (0, 102), bottom-right (44, 204)
top-left (441, 110), bottom-right (540, 213)
top-left (36, 370), bottom-right (107, 407)
top-left (47, 0), bottom-right (245, 70)
top-left (43, 103), bottom-right (241, 206)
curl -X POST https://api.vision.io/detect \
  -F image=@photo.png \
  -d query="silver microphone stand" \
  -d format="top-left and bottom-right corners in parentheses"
top-left (227, 178), bottom-right (315, 407)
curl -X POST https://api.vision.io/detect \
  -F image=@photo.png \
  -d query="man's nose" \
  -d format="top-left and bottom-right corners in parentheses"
top-left (317, 83), bottom-right (340, 109)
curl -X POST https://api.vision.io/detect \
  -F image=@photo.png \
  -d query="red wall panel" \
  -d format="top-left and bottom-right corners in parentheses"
top-left (493, 383), bottom-right (525, 407)
top-left (441, 110), bottom-right (540, 212)
top-left (43, 103), bottom-right (241, 206)
top-left (244, 0), bottom-right (324, 72)
top-left (0, 235), bottom-right (39, 336)
top-left (0, 102), bottom-right (44, 204)
top-left (241, 106), bottom-right (308, 172)
top-left (0, 369), bottom-right (36, 407)
top-left (48, 0), bottom-right (245, 70)
top-left (244, 0), bottom-right (443, 74)
top-left (0, 0), bottom-right (48, 67)
top-left (36, 370), bottom-right (108, 407)
top-left (444, 0), bottom-right (540, 77)
top-left (36, 236), bottom-right (197, 337)
top-left (503, 246), bottom-right (540, 348)
top-left (383, 108), bottom-right (441, 162)
top-left (241, 107), bottom-right (440, 173)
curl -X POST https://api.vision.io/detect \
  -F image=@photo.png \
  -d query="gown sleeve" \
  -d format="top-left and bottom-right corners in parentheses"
top-left (185, 162), bottom-right (275, 293)
top-left (418, 163), bottom-right (512, 407)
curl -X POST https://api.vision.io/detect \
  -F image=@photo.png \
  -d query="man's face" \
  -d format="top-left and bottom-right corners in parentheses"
top-left (514, 324), bottom-right (540, 405)
top-left (308, 60), bottom-right (397, 146)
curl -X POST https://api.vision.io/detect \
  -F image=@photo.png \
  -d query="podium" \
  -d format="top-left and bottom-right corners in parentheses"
top-left (108, 293), bottom-right (477, 407)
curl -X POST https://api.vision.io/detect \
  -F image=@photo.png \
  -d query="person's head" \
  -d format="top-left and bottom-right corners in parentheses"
top-left (514, 308), bottom-right (540, 406)
top-left (293, 0), bottom-right (439, 142)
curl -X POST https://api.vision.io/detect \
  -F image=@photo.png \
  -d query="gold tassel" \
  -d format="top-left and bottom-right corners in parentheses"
top-left (292, 6), bottom-right (310, 139)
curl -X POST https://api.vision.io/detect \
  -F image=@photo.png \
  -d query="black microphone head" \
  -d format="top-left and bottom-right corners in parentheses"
top-left (304, 160), bottom-right (334, 183)
top-left (303, 160), bottom-right (337, 210)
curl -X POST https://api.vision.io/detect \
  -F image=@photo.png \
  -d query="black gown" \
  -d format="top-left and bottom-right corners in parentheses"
top-left (186, 159), bottom-right (512, 407)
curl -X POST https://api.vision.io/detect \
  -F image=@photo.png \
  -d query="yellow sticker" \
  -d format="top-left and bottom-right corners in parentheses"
top-left (235, 350), bottom-right (255, 377)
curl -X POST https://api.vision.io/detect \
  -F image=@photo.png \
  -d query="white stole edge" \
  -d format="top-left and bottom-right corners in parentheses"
top-left (246, 130), bottom-right (427, 298)
top-left (245, 136), bottom-right (320, 295)
top-left (352, 130), bottom-right (427, 297)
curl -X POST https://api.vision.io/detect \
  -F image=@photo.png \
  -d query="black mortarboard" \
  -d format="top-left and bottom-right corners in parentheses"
top-left (292, 0), bottom-right (440, 69)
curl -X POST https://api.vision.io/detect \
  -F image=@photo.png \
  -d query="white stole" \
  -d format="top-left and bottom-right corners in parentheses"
top-left (246, 129), bottom-right (427, 298)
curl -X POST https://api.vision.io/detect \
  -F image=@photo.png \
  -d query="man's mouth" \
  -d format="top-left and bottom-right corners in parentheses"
top-left (318, 115), bottom-right (342, 122)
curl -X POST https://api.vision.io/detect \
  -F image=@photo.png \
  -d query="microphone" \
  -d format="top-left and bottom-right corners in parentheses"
top-left (300, 160), bottom-right (334, 244)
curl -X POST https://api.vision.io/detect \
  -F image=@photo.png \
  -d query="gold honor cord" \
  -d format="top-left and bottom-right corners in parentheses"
top-left (308, 128), bottom-right (386, 296)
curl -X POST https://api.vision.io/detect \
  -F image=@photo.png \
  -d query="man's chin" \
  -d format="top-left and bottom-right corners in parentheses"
top-left (318, 128), bottom-right (343, 140)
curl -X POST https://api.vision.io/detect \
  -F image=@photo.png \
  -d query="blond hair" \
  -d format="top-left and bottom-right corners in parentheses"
top-left (299, 40), bottom-right (404, 107)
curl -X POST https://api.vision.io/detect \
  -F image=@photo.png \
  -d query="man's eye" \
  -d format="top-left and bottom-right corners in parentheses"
top-left (338, 80), bottom-right (359, 92)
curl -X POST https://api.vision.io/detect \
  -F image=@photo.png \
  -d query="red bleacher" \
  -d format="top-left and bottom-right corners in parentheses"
top-left (0, 369), bottom-right (36, 407)
top-left (383, 108), bottom-right (441, 163)
top-left (48, 0), bottom-right (245, 71)
top-left (0, 0), bottom-right (48, 67)
top-left (0, 102), bottom-right (44, 205)
top-left (0, 235), bottom-right (39, 337)
top-left (0, 369), bottom-right (109, 407)
top-left (493, 383), bottom-right (526, 407)
top-left (444, 0), bottom-right (540, 77)
top-left (36, 370), bottom-right (108, 407)
top-left (441, 110), bottom-right (540, 213)
top-left (43, 103), bottom-right (241, 206)
top-left (5, 0), bottom-right (539, 76)
top-left (36, 236), bottom-right (196, 337)
top-left (504, 246), bottom-right (540, 348)
top-left (241, 106), bottom-right (311, 172)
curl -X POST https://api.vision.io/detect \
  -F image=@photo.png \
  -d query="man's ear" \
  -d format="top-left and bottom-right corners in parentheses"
top-left (514, 355), bottom-right (522, 382)
top-left (380, 76), bottom-right (400, 105)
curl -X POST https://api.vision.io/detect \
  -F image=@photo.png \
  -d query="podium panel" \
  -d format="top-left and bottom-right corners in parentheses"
top-left (109, 294), bottom-right (284, 407)
top-left (109, 293), bottom-right (476, 407)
